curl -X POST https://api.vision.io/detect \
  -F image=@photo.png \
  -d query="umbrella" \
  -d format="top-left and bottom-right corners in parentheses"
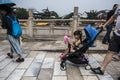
top-left (0, 0), bottom-right (16, 7)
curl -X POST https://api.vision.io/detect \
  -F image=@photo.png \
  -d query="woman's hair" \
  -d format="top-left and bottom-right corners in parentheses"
top-left (74, 30), bottom-right (82, 43)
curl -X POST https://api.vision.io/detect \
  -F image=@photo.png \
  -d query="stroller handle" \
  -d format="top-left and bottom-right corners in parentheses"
top-left (96, 27), bottom-right (103, 33)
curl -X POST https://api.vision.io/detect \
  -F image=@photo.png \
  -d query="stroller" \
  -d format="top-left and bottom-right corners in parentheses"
top-left (60, 24), bottom-right (103, 70)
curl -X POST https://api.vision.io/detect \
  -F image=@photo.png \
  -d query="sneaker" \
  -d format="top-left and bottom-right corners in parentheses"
top-left (59, 54), bottom-right (65, 59)
top-left (7, 53), bottom-right (13, 58)
top-left (16, 58), bottom-right (24, 62)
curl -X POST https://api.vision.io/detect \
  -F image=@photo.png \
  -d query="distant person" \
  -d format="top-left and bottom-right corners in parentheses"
top-left (0, 5), bottom-right (24, 62)
top-left (102, 4), bottom-right (118, 44)
top-left (91, 4), bottom-right (120, 75)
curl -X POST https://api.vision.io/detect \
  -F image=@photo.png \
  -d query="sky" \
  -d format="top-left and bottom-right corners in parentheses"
top-left (12, 0), bottom-right (120, 16)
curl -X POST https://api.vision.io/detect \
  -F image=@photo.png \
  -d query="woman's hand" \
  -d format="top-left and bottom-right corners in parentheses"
top-left (98, 24), bottom-right (104, 29)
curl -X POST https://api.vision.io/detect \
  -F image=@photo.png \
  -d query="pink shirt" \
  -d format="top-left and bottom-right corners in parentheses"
top-left (64, 35), bottom-right (70, 43)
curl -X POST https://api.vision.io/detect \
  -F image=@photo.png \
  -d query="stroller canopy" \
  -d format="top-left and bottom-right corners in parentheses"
top-left (84, 24), bottom-right (99, 44)
top-left (0, 0), bottom-right (16, 7)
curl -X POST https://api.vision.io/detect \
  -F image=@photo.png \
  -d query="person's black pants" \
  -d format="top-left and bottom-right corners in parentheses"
top-left (102, 24), bottom-right (113, 43)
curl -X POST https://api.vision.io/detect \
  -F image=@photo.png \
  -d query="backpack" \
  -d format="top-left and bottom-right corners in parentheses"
top-left (7, 16), bottom-right (22, 37)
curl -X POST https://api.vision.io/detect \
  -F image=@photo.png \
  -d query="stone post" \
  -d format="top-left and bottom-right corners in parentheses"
top-left (28, 9), bottom-right (34, 37)
top-left (72, 7), bottom-right (79, 33)
top-left (50, 21), bottom-right (54, 35)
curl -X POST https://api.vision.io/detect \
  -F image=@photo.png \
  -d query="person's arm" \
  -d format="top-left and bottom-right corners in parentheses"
top-left (68, 39), bottom-right (81, 48)
top-left (103, 14), bottom-right (117, 28)
top-left (75, 39), bottom-right (81, 46)
top-left (67, 39), bottom-right (75, 47)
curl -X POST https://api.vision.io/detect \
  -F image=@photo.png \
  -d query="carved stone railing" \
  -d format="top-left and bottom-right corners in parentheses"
top-left (0, 7), bottom-right (106, 39)
top-left (0, 19), bottom-right (106, 38)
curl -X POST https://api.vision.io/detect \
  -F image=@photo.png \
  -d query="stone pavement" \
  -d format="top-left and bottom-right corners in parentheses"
top-left (0, 40), bottom-right (119, 80)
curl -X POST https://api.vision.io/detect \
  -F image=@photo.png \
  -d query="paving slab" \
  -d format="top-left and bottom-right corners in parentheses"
top-left (0, 78), bottom-right (6, 80)
top-left (23, 60), bottom-right (42, 77)
top-left (6, 69), bottom-right (25, 80)
top-left (67, 66), bottom-right (83, 80)
top-left (52, 76), bottom-right (67, 80)
top-left (53, 62), bottom-right (66, 76)
top-left (83, 76), bottom-right (98, 80)
top-left (17, 58), bottom-right (34, 69)
top-left (38, 69), bottom-right (53, 80)
top-left (41, 58), bottom-right (54, 68)
top-left (0, 58), bottom-right (12, 70)
top-left (27, 51), bottom-right (38, 58)
top-left (21, 77), bottom-right (37, 80)
top-left (0, 62), bottom-right (19, 78)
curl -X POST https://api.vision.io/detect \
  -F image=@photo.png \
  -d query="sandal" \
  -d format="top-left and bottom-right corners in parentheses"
top-left (7, 53), bottom-right (13, 58)
top-left (59, 54), bottom-right (66, 59)
top-left (16, 58), bottom-right (24, 62)
top-left (91, 67), bottom-right (104, 75)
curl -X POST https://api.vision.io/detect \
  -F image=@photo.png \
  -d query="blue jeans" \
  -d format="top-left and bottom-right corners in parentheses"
top-left (102, 24), bottom-right (113, 43)
top-left (7, 35), bottom-right (22, 55)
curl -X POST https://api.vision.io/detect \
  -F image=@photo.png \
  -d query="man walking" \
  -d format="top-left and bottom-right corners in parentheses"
top-left (102, 4), bottom-right (118, 44)
top-left (91, 4), bottom-right (120, 75)
top-left (0, 3), bottom-right (24, 62)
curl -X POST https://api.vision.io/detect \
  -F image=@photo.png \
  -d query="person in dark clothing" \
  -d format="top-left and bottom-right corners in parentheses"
top-left (0, 5), bottom-right (24, 62)
top-left (102, 4), bottom-right (118, 44)
top-left (91, 4), bottom-right (120, 75)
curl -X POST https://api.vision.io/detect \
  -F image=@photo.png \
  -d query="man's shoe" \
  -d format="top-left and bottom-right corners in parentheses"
top-left (91, 67), bottom-right (104, 75)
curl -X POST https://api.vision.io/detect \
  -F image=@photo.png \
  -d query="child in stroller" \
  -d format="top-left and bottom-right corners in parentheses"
top-left (60, 30), bottom-right (83, 59)
top-left (60, 24), bottom-right (102, 70)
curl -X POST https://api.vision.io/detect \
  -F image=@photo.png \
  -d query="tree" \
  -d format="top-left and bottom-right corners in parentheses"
top-left (39, 8), bottom-right (60, 19)
top-left (97, 10), bottom-right (109, 19)
top-left (64, 12), bottom-right (73, 19)
top-left (50, 11), bottom-right (59, 19)
top-left (15, 8), bottom-right (29, 19)
top-left (85, 10), bottom-right (98, 19)
top-left (41, 8), bottom-right (51, 19)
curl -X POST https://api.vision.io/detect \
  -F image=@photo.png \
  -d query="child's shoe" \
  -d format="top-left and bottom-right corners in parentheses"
top-left (60, 54), bottom-right (65, 59)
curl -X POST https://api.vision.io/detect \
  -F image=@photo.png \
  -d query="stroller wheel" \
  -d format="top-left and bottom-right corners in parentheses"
top-left (85, 64), bottom-right (91, 70)
top-left (60, 62), bottom-right (66, 71)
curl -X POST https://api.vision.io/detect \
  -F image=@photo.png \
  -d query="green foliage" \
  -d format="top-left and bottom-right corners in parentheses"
top-left (50, 11), bottom-right (59, 19)
top-left (15, 8), bottom-right (29, 19)
top-left (64, 12), bottom-right (73, 19)
top-left (42, 8), bottom-right (60, 19)
top-left (85, 10), bottom-right (98, 19)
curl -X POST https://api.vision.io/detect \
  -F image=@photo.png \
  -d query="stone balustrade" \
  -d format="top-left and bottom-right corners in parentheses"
top-left (0, 7), bottom-right (107, 40)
